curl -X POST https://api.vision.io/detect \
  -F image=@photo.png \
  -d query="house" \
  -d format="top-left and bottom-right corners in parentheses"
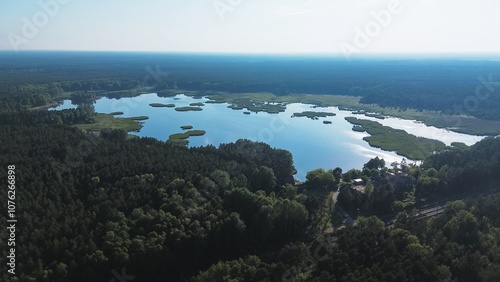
top-left (352, 178), bottom-right (364, 185)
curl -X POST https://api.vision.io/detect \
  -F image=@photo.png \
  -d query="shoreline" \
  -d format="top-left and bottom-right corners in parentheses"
top-left (38, 88), bottom-right (500, 136)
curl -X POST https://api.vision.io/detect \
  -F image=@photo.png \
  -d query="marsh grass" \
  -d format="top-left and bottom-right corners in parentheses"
top-left (75, 113), bottom-right (142, 132)
top-left (345, 117), bottom-right (447, 160)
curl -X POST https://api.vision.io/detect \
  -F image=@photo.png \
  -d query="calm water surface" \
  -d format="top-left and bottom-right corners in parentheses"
top-left (53, 93), bottom-right (484, 180)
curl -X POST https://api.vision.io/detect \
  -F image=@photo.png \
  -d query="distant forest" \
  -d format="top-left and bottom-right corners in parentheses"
top-left (1, 52), bottom-right (500, 120)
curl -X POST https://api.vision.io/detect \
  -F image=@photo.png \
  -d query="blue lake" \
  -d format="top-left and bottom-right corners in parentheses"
top-left (53, 93), bottom-right (484, 180)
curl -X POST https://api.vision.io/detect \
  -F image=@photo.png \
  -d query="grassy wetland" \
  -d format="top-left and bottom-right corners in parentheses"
top-left (75, 113), bottom-right (142, 132)
top-left (167, 129), bottom-right (206, 145)
top-left (344, 117), bottom-right (448, 160)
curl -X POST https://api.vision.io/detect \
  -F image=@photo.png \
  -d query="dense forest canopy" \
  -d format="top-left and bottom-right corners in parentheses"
top-left (1, 53), bottom-right (500, 281)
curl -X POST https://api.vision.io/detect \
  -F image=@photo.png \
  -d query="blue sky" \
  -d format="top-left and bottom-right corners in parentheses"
top-left (1, 0), bottom-right (499, 55)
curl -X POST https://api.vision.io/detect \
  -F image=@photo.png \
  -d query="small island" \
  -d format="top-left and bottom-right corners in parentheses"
top-left (323, 120), bottom-right (332, 124)
top-left (292, 111), bottom-right (336, 120)
top-left (129, 116), bottom-right (149, 121)
top-left (189, 102), bottom-right (205, 107)
top-left (167, 129), bottom-right (206, 145)
top-left (243, 111), bottom-right (251, 115)
top-left (110, 111), bottom-right (124, 115)
top-left (181, 125), bottom-right (193, 130)
top-left (186, 129), bottom-right (206, 136)
top-left (175, 106), bottom-right (203, 112)
top-left (169, 132), bottom-right (190, 140)
top-left (149, 103), bottom-right (176, 107)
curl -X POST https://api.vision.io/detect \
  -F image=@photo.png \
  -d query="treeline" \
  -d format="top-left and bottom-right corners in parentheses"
top-left (0, 105), bottom-right (95, 125)
top-left (60, 79), bottom-right (141, 92)
top-left (337, 137), bottom-right (500, 216)
top-left (0, 83), bottom-right (63, 111)
top-left (0, 79), bottom-right (143, 112)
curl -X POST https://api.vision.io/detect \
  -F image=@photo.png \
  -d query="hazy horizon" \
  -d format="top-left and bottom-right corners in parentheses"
top-left (1, 0), bottom-right (499, 57)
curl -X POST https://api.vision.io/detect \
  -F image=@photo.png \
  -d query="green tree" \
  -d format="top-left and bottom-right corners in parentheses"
top-left (305, 168), bottom-right (337, 190)
top-left (250, 166), bottom-right (276, 193)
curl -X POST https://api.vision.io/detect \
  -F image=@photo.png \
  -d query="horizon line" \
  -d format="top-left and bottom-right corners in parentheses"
top-left (1, 49), bottom-right (500, 59)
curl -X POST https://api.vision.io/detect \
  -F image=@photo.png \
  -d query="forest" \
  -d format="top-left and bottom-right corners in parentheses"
top-left (0, 100), bottom-right (500, 281)
top-left (1, 52), bottom-right (500, 281)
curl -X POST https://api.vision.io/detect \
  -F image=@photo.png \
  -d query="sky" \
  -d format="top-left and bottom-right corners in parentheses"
top-left (0, 0), bottom-right (499, 55)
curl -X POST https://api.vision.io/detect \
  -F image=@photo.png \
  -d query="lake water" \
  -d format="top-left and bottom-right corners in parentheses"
top-left (53, 93), bottom-right (485, 180)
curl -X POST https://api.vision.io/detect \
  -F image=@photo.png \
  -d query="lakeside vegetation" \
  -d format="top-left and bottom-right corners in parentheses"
top-left (345, 117), bottom-right (447, 160)
top-left (75, 113), bottom-right (142, 132)
top-left (110, 111), bottom-right (124, 115)
top-left (352, 125), bottom-right (365, 132)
